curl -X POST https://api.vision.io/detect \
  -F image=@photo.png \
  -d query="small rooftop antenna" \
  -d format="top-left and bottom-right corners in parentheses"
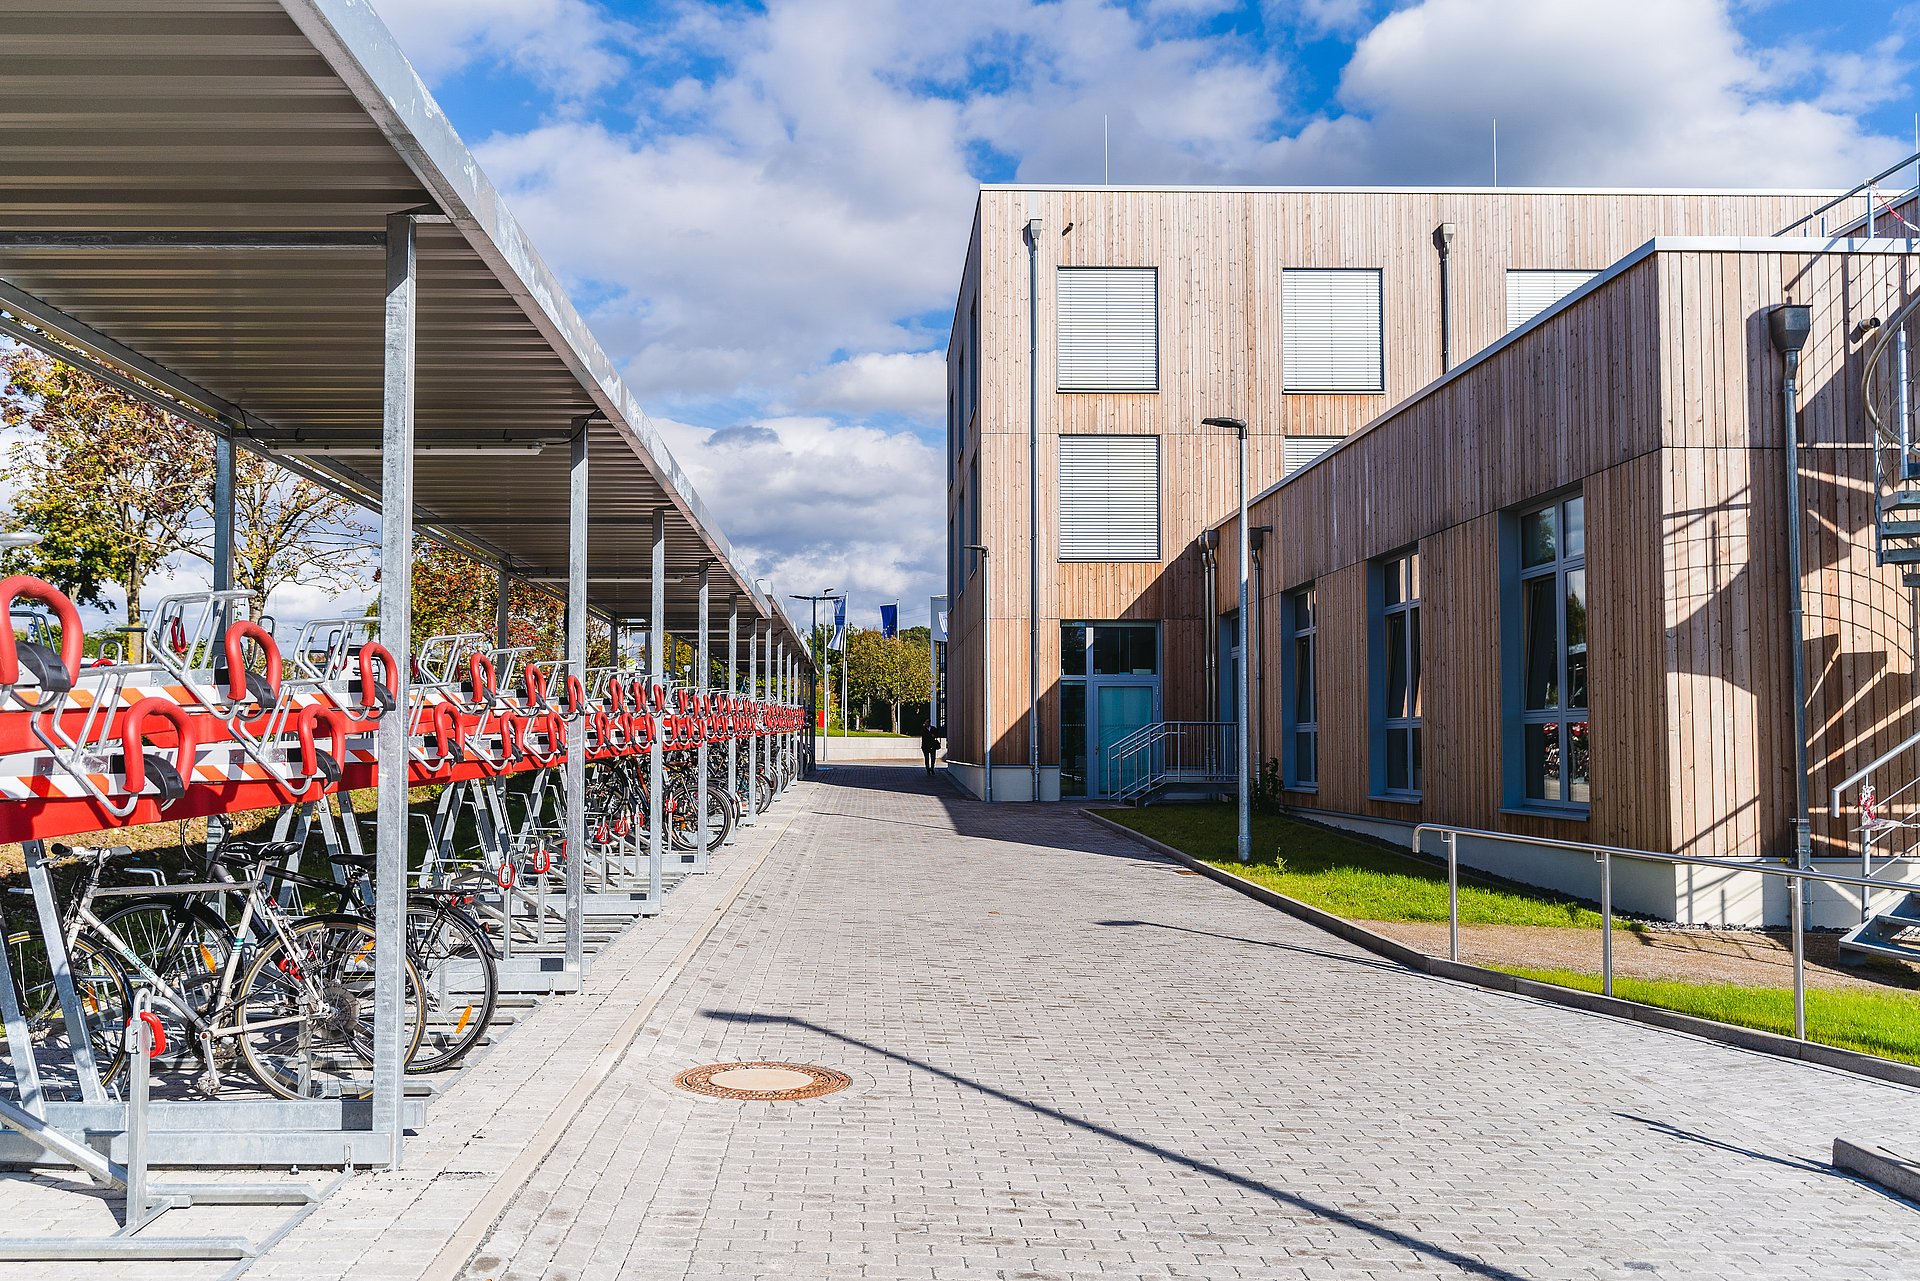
top-left (1492, 118), bottom-right (1499, 187)
top-left (1104, 114), bottom-right (1110, 185)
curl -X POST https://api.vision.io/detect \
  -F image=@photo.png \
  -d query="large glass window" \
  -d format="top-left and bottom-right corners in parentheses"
top-left (1283, 586), bottom-right (1318, 788)
top-left (1373, 551), bottom-right (1421, 798)
top-left (1060, 621), bottom-right (1160, 799)
top-left (1511, 494), bottom-right (1588, 809)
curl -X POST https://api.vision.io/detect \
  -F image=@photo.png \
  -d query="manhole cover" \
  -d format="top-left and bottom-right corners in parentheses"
top-left (673, 1061), bottom-right (851, 1101)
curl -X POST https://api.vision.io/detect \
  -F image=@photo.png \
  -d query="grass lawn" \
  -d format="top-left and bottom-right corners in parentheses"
top-left (1498, 966), bottom-right (1920, 1066)
top-left (1098, 803), bottom-right (1606, 928)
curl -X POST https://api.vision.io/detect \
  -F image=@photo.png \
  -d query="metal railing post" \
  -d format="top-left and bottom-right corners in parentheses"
top-left (1600, 850), bottom-right (1613, 998)
top-left (1444, 830), bottom-right (1459, 962)
top-left (1791, 871), bottom-right (1807, 1040)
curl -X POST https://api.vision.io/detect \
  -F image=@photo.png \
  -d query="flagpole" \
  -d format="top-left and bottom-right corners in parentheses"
top-left (840, 599), bottom-right (848, 739)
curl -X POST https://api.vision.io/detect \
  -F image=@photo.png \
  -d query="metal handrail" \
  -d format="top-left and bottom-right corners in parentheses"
top-left (1411, 823), bottom-right (1920, 1043)
top-left (1828, 727), bottom-right (1920, 816)
top-left (1103, 720), bottom-right (1235, 802)
top-left (1775, 150), bottom-right (1920, 236)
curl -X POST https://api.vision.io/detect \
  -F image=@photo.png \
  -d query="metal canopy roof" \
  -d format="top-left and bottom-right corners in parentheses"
top-left (0, 0), bottom-right (808, 660)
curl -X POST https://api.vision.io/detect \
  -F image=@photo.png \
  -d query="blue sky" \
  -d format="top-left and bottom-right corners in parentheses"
top-left (365, 0), bottom-right (1919, 628)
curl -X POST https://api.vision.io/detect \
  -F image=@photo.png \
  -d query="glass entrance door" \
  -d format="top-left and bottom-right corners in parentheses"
top-left (1095, 682), bottom-right (1158, 796)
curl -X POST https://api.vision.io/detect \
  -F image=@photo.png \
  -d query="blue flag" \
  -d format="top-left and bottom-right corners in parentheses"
top-left (880, 603), bottom-right (898, 639)
top-left (828, 596), bottom-right (846, 651)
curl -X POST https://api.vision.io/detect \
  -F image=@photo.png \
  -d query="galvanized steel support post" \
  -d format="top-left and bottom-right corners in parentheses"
top-left (648, 508), bottom-right (666, 906)
top-left (372, 211), bottom-right (417, 1167)
top-left (744, 624), bottom-right (759, 825)
top-left (727, 594), bottom-right (741, 839)
top-left (564, 427), bottom-right (588, 975)
top-left (209, 434), bottom-right (235, 851)
top-left (495, 558), bottom-right (512, 650)
top-left (696, 562), bottom-right (710, 865)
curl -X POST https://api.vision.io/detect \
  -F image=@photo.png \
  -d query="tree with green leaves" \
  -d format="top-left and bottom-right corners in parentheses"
top-left (844, 626), bottom-right (932, 732)
top-left (2, 346), bottom-right (211, 655)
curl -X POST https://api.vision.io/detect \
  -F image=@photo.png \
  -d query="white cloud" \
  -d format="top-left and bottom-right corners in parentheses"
top-left (371, 0), bottom-right (1907, 628)
top-left (652, 414), bottom-right (945, 625)
top-left (369, 0), bottom-right (633, 94)
top-left (1282, 0), bottom-right (1905, 185)
top-left (793, 352), bottom-right (948, 419)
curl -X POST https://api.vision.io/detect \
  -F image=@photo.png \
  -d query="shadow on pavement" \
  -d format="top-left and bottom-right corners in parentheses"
top-left (700, 1007), bottom-right (1530, 1281)
top-left (802, 762), bottom-right (1186, 868)
top-left (1093, 918), bottom-right (1406, 973)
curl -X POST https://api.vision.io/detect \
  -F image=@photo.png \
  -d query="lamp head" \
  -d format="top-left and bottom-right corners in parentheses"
top-left (1202, 416), bottom-right (1247, 436)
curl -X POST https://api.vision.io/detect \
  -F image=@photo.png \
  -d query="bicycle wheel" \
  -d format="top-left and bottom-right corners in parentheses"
top-left (235, 917), bottom-right (425, 1101)
top-left (4, 929), bottom-right (132, 1090)
top-left (405, 898), bottom-right (497, 1073)
top-left (683, 782), bottom-right (733, 851)
top-left (93, 898), bottom-right (232, 1059)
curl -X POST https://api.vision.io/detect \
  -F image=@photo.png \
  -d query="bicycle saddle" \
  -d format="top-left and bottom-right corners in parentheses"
top-left (329, 852), bottom-right (379, 873)
top-left (213, 839), bottom-right (304, 869)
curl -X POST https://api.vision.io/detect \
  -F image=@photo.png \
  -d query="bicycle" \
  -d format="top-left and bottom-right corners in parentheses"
top-left (6, 842), bottom-right (425, 1099)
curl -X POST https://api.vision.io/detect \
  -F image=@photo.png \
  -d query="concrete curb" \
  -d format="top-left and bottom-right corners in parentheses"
top-left (1834, 1138), bottom-right (1920, 1203)
top-left (1081, 809), bottom-right (1920, 1092)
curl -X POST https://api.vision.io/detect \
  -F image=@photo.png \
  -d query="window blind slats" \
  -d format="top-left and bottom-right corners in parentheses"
top-left (1284, 435), bottom-right (1344, 475)
top-left (1505, 269), bottom-right (1597, 331)
top-left (1283, 269), bottom-right (1383, 393)
top-left (1058, 435), bottom-right (1160, 561)
top-left (1056, 268), bottom-right (1159, 392)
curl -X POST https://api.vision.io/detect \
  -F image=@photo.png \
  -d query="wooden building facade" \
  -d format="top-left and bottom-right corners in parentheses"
top-left (943, 186), bottom-right (1829, 813)
top-left (1204, 240), bottom-right (1920, 924)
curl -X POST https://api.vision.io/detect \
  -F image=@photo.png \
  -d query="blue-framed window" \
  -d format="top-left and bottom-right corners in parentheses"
top-left (1506, 493), bottom-right (1588, 811)
top-left (1371, 550), bottom-right (1421, 799)
top-left (1282, 585), bottom-right (1318, 789)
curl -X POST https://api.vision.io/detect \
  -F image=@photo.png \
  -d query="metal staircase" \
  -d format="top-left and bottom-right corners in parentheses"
top-left (1833, 298), bottom-right (1920, 964)
top-left (1103, 720), bottom-right (1236, 805)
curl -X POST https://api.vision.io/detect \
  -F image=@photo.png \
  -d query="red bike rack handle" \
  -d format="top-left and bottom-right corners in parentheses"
top-left (121, 697), bottom-right (198, 799)
top-left (0, 575), bottom-right (83, 688)
top-left (357, 642), bottom-right (398, 713)
top-left (467, 653), bottom-right (496, 705)
top-left (222, 620), bottom-right (281, 703)
top-left (134, 1010), bottom-right (167, 1059)
top-left (530, 847), bottom-right (552, 875)
top-left (297, 703), bottom-right (350, 780)
top-left (564, 673), bottom-right (585, 719)
top-left (497, 862), bottom-right (516, 890)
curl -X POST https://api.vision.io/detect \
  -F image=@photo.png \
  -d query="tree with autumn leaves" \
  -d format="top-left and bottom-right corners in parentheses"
top-left (1, 346), bottom-right (367, 651)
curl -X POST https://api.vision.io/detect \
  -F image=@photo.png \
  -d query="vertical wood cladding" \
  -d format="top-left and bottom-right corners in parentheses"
top-left (946, 186), bottom-right (1830, 793)
top-left (1207, 244), bottom-right (1919, 860)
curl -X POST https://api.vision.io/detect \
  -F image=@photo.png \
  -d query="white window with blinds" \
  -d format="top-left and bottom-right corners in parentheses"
top-left (1506, 269), bottom-right (1597, 331)
top-left (1056, 267), bottom-right (1159, 392)
top-left (1058, 435), bottom-right (1160, 561)
top-left (1284, 436), bottom-right (1344, 475)
top-left (1283, 268), bottom-right (1384, 393)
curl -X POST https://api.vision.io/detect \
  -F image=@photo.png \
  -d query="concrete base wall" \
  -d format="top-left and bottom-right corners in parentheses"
top-left (1298, 808), bottom-right (1909, 929)
top-left (815, 735), bottom-right (922, 761)
top-left (945, 762), bottom-right (1062, 802)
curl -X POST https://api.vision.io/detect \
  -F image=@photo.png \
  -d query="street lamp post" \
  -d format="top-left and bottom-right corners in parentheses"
top-left (788, 589), bottom-right (841, 760)
top-left (1204, 416), bottom-right (1251, 863)
top-left (966, 544), bottom-right (991, 803)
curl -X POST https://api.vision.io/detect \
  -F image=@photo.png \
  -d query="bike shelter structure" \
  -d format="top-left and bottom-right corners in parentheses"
top-left (0, 0), bottom-right (817, 1259)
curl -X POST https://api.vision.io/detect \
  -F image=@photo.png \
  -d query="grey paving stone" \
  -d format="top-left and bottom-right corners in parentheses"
top-left (448, 764), bottom-right (1920, 1280)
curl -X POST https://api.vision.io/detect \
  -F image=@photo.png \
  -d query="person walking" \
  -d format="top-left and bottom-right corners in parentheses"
top-left (920, 723), bottom-right (942, 777)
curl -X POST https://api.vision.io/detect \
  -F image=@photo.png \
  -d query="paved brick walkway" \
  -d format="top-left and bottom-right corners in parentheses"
top-left (450, 764), bottom-right (1920, 1281)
